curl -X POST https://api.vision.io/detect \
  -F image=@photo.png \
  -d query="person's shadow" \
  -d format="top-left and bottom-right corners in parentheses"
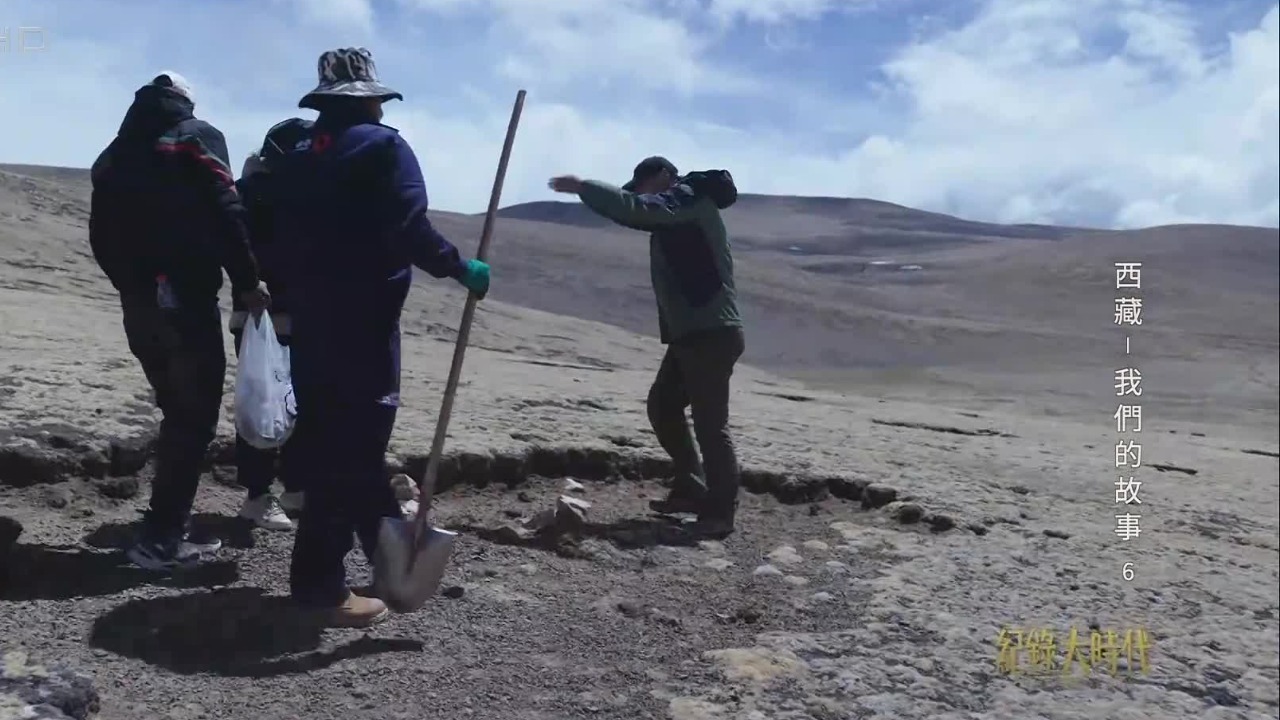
top-left (0, 543), bottom-right (238, 601)
top-left (88, 586), bottom-right (423, 677)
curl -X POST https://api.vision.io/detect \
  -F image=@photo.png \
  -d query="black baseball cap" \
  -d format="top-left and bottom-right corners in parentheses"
top-left (621, 156), bottom-right (678, 192)
top-left (259, 117), bottom-right (315, 168)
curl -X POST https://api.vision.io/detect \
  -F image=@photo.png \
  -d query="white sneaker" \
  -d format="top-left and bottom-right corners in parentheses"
top-left (239, 494), bottom-right (294, 530)
top-left (279, 491), bottom-right (305, 513)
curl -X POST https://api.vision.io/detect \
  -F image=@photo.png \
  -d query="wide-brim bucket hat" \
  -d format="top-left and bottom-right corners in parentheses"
top-left (298, 47), bottom-right (403, 110)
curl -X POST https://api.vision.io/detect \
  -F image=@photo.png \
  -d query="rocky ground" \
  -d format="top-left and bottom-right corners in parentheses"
top-left (2, 163), bottom-right (1278, 719)
top-left (2, 318), bottom-right (1278, 719)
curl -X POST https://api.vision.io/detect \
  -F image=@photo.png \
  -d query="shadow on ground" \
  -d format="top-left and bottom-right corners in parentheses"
top-left (88, 586), bottom-right (424, 677)
top-left (0, 543), bottom-right (238, 601)
top-left (84, 513), bottom-right (256, 552)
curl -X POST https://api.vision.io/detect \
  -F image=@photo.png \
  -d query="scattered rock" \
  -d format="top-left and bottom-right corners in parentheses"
top-left (773, 474), bottom-right (829, 504)
top-left (783, 575), bottom-right (809, 587)
top-left (926, 513), bottom-right (957, 532)
top-left (0, 649), bottom-right (101, 720)
top-left (809, 591), bottom-right (834, 603)
top-left (516, 490), bottom-right (534, 503)
top-left (752, 564), bottom-right (783, 578)
top-left (1043, 528), bottom-right (1072, 540)
top-left (517, 563), bottom-right (538, 575)
top-left (562, 478), bottom-right (585, 493)
top-left (615, 600), bottom-right (644, 618)
top-left (967, 522), bottom-right (989, 536)
top-left (647, 608), bottom-right (682, 628)
top-left (441, 585), bottom-right (465, 600)
top-left (891, 502), bottom-right (925, 524)
top-left (766, 545), bottom-right (803, 566)
top-left (800, 539), bottom-right (829, 552)
top-left (389, 474), bottom-right (419, 502)
top-left (554, 495), bottom-right (591, 532)
top-left (703, 558), bottom-right (735, 571)
top-left (861, 483), bottom-right (898, 509)
top-left (822, 560), bottom-right (848, 574)
top-left (1009, 485), bottom-right (1030, 495)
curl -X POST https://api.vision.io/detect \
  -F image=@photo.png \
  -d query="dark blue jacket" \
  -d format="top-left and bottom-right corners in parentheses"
top-left (89, 84), bottom-right (259, 307)
top-left (230, 169), bottom-right (291, 320)
top-left (268, 112), bottom-right (465, 407)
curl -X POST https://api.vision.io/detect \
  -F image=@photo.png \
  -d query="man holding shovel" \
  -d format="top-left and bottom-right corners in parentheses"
top-left (269, 48), bottom-right (491, 627)
top-left (549, 158), bottom-right (745, 539)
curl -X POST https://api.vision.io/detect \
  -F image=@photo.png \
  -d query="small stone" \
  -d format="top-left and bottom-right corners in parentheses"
top-left (926, 513), bottom-right (957, 532)
top-left (697, 540), bottom-right (725, 554)
top-left (563, 478), bottom-right (586, 493)
top-left (766, 545), bottom-right (803, 566)
top-left (967, 522), bottom-right (989, 536)
top-left (753, 564), bottom-right (783, 577)
top-left (801, 540), bottom-right (829, 552)
top-left (0, 650), bottom-right (101, 720)
top-left (616, 600), bottom-right (644, 618)
top-left (1043, 528), bottom-right (1071, 539)
top-left (861, 483), bottom-right (898, 509)
top-left (517, 490), bottom-right (534, 503)
top-left (441, 585), bottom-right (465, 599)
top-left (783, 575), bottom-right (809, 587)
top-left (389, 473), bottom-right (419, 502)
top-left (703, 558), bottom-right (735, 571)
top-left (648, 608), bottom-right (682, 627)
top-left (892, 502), bottom-right (925, 524)
top-left (554, 495), bottom-right (591, 532)
top-left (823, 560), bottom-right (848, 574)
top-left (810, 591), bottom-right (834, 603)
top-left (517, 563), bottom-right (538, 575)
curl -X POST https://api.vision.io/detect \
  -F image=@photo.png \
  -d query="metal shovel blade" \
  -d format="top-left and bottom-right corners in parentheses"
top-left (373, 515), bottom-right (457, 613)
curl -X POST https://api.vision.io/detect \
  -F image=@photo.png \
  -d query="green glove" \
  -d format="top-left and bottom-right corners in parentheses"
top-left (457, 258), bottom-right (490, 299)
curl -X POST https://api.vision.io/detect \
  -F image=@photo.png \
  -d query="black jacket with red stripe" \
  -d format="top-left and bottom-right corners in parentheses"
top-left (90, 84), bottom-right (259, 308)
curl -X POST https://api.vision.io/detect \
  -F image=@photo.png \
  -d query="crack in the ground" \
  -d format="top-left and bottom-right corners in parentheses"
top-left (870, 418), bottom-right (1018, 439)
top-left (0, 430), bottom-right (980, 544)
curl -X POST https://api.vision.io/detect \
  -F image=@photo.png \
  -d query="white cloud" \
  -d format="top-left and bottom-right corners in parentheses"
top-left (1, 0), bottom-right (1276, 228)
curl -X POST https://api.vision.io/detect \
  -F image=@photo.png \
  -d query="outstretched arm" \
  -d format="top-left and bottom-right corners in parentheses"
top-left (550, 176), bottom-right (707, 230)
top-left (382, 133), bottom-right (466, 279)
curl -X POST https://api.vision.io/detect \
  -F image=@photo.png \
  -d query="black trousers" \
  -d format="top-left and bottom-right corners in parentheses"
top-left (646, 326), bottom-right (745, 517)
top-left (289, 398), bottom-right (400, 606)
top-left (230, 327), bottom-right (303, 498)
top-left (122, 301), bottom-right (225, 541)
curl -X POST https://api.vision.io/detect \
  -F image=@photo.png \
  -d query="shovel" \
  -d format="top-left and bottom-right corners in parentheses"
top-left (374, 89), bottom-right (527, 613)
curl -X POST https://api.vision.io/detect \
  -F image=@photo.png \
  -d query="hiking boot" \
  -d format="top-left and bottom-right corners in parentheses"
top-left (321, 591), bottom-right (390, 628)
top-left (239, 493), bottom-right (293, 530)
top-left (126, 532), bottom-right (222, 571)
top-left (648, 474), bottom-right (708, 515)
top-left (279, 491), bottom-right (306, 513)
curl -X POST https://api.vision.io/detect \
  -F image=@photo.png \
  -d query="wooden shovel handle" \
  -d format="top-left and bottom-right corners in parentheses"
top-left (413, 89), bottom-right (527, 531)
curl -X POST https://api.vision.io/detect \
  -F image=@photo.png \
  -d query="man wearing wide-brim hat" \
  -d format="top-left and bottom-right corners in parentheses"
top-left (268, 47), bottom-right (492, 628)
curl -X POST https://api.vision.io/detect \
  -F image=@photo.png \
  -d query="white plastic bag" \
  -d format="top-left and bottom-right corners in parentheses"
top-left (234, 312), bottom-right (297, 450)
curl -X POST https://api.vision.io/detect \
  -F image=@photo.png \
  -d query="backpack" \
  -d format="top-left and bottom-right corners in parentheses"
top-left (680, 169), bottom-right (738, 210)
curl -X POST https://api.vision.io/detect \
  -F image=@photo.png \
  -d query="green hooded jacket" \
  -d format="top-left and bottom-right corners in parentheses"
top-left (576, 171), bottom-right (742, 343)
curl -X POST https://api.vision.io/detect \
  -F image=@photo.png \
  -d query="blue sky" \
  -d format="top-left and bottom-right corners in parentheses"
top-left (2, 0), bottom-right (1277, 228)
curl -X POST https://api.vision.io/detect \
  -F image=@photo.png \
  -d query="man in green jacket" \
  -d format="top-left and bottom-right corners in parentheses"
top-left (549, 157), bottom-right (745, 538)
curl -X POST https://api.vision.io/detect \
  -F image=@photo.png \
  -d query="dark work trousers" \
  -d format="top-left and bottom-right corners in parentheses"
top-left (230, 326), bottom-right (303, 498)
top-left (289, 398), bottom-right (401, 606)
top-left (646, 326), bottom-right (746, 519)
top-left (121, 300), bottom-right (226, 542)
